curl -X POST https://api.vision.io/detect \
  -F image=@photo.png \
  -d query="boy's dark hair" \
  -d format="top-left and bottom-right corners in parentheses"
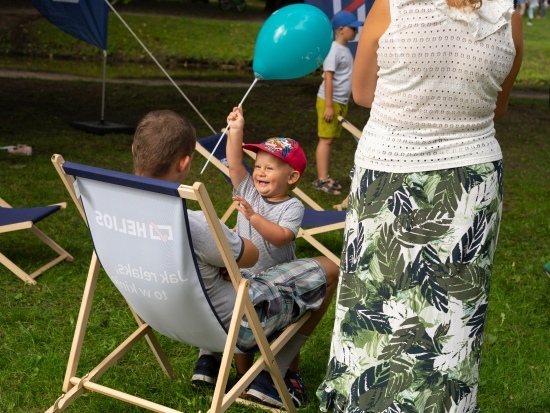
top-left (133, 110), bottom-right (196, 178)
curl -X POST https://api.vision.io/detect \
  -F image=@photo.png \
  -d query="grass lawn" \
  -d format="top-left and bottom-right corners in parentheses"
top-left (0, 0), bottom-right (548, 86)
top-left (0, 2), bottom-right (549, 413)
top-left (0, 78), bottom-right (548, 413)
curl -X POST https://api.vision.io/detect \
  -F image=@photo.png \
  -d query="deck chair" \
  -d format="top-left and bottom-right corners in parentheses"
top-left (47, 154), bottom-right (311, 413)
top-left (338, 115), bottom-right (361, 143)
top-left (195, 133), bottom-right (346, 265)
top-left (0, 197), bottom-right (73, 284)
top-left (332, 116), bottom-right (363, 211)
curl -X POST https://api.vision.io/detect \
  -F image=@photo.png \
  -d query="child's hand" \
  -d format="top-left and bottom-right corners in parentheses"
top-left (233, 195), bottom-right (256, 221)
top-left (227, 106), bottom-right (244, 131)
top-left (324, 106), bottom-right (334, 122)
top-left (219, 267), bottom-right (231, 281)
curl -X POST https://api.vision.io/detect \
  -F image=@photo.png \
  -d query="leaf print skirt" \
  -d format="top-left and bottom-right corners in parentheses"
top-left (317, 161), bottom-right (503, 413)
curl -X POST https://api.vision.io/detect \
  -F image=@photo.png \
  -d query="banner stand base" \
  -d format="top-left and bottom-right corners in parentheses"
top-left (70, 120), bottom-right (135, 135)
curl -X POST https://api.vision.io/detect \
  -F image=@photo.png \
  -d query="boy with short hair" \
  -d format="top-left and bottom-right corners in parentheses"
top-left (314, 10), bottom-right (363, 195)
top-left (133, 110), bottom-right (338, 409)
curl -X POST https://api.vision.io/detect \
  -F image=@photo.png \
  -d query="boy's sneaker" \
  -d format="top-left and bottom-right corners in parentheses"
top-left (191, 355), bottom-right (220, 386)
top-left (284, 370), bottom-right (310, 407)
top-left (247, 370), bottom-right (309, 408)
top-left (226, 373), bottom-right (250, 399)
top-left (247, 370), bottom-right (283, 408)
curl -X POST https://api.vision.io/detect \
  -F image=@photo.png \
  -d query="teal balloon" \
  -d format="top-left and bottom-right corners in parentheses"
top-left (253, 4), bottom-right (333, 80)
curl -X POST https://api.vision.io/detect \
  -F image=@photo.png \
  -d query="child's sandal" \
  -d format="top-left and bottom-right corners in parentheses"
top-left (313, 178), bottom-right (342, 195)
top-left (325, 175), bottom-right (342, 190)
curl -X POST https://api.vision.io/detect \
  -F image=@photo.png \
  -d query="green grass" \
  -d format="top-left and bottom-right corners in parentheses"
top-left (22, 14), bottom-right (261, 65)
top-left (518, 14), bottom-right (550, 87)
top-left (0, 77), bottom-right (549, 413)
top-left (0, 4), bottom-right (549, 413)
top-left (0, 3), bottom-right (548, 86)
top-left (0, 0), bottom-right (265, 80)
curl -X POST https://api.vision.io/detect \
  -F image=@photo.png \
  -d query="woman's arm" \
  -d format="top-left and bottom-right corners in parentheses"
top-left (494, 11), bottom-right (524, 121)
top-left (352, 0), bottom-right (391, 108)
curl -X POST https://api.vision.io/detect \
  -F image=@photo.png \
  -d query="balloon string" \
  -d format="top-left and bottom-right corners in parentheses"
top-left (105, 0), bottom-right (217, 135)
top-left (200, 77), bottom-right (259, 175)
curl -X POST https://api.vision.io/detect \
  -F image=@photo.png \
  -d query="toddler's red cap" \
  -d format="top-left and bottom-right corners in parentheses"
top-left (242, 137), bottom-right (306, 175)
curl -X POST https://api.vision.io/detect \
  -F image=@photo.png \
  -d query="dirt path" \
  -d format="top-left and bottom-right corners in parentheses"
top-left (1, 69), bottom-right (547, 100)
top-left (0, 68), bottom-right (254, 88)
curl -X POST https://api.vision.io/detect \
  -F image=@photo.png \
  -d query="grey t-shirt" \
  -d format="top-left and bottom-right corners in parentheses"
top-left (317, 41), bottom-right (354, 105)
top-left (235, 174), bottom-right (304, 273)
top-left (187, 210), bottom-right (243, 328)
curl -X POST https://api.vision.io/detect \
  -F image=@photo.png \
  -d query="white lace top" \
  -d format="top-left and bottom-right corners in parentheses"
top-left (355, 0), bottom-right (516, 173)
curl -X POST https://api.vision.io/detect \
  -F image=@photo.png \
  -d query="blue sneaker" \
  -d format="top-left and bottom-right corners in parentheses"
top-left (247, 370), bottom-right (308, 408)
top-left (284, 370), bottom-right (310, 407)
top-left (191, 355), bottom-right (220, 386)
top-left (247, 370), bottom-right (283, 408)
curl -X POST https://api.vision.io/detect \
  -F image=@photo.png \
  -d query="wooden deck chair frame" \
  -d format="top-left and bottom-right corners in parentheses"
top-left (332, 116), bottom-right (363, 211)
top-left (337, 115), bottom-right (361, 142)
top-left (0, 197), bottom-right (73, 284)
top-left (195, 134), bottom-right (345, 265)
top-left (47, 154), bottom-right (310, 413)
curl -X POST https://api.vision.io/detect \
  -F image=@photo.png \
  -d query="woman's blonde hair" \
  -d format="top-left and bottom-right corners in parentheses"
top-left (448, 0), bottom-right (482, 10)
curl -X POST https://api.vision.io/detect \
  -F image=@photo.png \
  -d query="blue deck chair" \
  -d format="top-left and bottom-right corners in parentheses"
top-left (46, 154), bottom-right (310, 413)
top-left (195, 133), bottom-right (346, 265)
top-left (0, 197), bottom-right (73, 284)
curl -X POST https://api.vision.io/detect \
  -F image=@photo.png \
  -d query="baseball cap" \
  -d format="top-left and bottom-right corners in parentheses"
top-left (242, 137), bottom-right (307, 175)
top-left (331, 11), bottom-right (364, 30)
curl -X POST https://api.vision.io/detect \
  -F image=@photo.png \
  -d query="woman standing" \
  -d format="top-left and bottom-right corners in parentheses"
top-left (317, 0), bottom-right (523, 411)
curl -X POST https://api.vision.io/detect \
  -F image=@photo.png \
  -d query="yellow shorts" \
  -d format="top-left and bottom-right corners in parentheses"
top-left (316, 96), bottom-right (348, 139)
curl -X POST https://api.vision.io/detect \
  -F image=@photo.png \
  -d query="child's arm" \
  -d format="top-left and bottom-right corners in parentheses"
top-left (233, 195), bottom-right (296, 247)
top-left (226, 107), bottom-right (248, 189)
top-left (323, 71), bottom-right (335, 122)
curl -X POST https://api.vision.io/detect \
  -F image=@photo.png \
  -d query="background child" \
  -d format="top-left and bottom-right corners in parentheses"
top-left (314, 10), bottom-right (363, 195)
